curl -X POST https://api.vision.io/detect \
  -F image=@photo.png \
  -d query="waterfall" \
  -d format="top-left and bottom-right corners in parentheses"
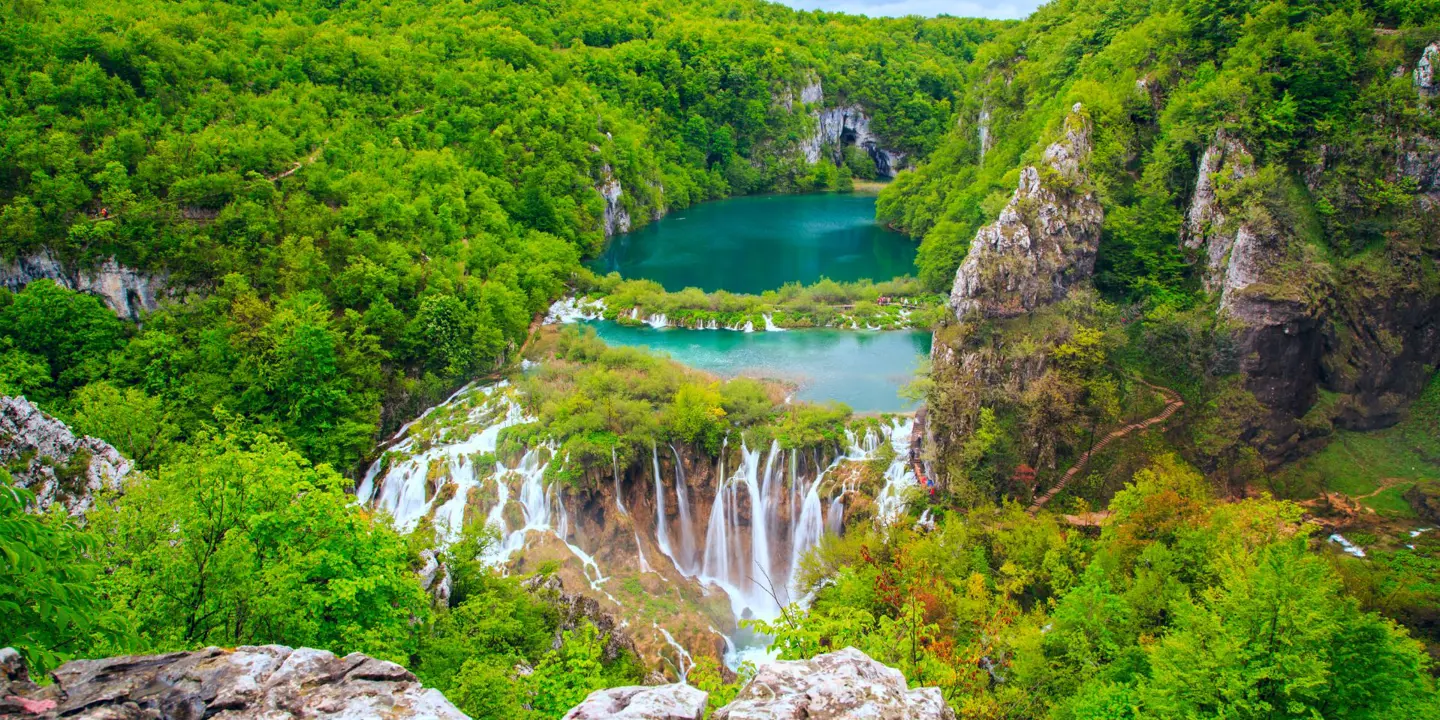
top-left (873, 418), bottom-right (918, 524)
top-left (646, 313), bottom-right (669, 329)
top-left (826, 494), bottom-right (845, 535)
top-left (635, 531), bottom-right (658, 576)
top-left (742, 320), bottom-right (755, 333)
top-left (789, 475), bottom-right (825, 597)
top-left (671, 444), bottom-right (697, 575)
top-left (544, 296), bottom-right (605, 324)
top-left (655, 625), bottom-right (693, 683)
top-left (762, 313), bottom-right (785, 332)
top-left (653, 443), bottom-right (680, 570)
top-left (612, 446), bottom-right (627, 516)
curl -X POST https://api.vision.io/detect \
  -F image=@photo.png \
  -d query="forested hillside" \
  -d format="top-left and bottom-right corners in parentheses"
top-left (4, 1), bottom-right (1440, 719)
top-left (0, 0), bottom-right (993, 472)
top-left (882, 0), bottom-right (1439, 492)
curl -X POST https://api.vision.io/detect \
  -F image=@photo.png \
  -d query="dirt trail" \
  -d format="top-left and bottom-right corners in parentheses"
top-left (1028, 378), bottom-right (1184, 515)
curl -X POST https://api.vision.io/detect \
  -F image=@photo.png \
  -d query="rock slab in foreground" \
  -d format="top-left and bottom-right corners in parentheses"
top-left (563, 684), bottom-right (708, 720)
top-left (717, 647), bottom-right (954, 720)
top-left (0, 645), bottom-right (468, 719)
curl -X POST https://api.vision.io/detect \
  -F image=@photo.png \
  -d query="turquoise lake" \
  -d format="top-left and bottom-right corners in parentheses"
top-left (590, 193), bottom-right (917, 294)
top-left (582, 193), bottom-right (930, 412)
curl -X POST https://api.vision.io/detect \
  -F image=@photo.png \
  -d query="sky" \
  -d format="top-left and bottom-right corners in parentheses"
top-left (770, 0), bottom-right (1044, 20)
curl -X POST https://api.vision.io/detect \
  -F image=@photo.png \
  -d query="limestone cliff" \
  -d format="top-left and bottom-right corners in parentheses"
top-left (1180, 48), bottom-right (1440, 454)
top-left (949, 104), bottom-right (1103, 320)
top-left (0, 250), bottom-right (164, 321)
top-left (0, 645), bottom-right (467, 719)
top-left (789, 78), bottom-right (907, 178)
top-left (0, 396), bottom-right (131, 516)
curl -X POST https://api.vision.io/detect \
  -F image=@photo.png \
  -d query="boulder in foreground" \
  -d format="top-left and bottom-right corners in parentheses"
top-left (0, 644), bottom-right (467, 719)
top-left (563, 683), bottom-right (708, 720)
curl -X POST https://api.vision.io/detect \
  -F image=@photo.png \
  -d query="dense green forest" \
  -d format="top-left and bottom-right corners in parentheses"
top-left (0, 0), bottom-right (994, 473)
top-left (3, 0), bottom-right (1440, 718)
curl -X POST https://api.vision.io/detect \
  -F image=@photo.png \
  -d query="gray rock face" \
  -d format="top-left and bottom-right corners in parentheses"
top-left (563, 684), bottom-right (707, 720)
top-left (791, 78), bottom-right (906, 179)
top-left (1417, 41), bottom-right (1438, 98)
top-left (712, 647), bottom-right (954, 720)
top-left (0, 396), bottom-right (131, 516)
top-left (598, 164), bottom-right (632, 237)
top-left (0, 249), bottom-right (163, 321)
top-left (418, 548), bottom-right (452, 606)
top-left (949, 104), bottom-right (1103, 320)
top-left (0, 645), bottom-right (468, 719)
top-left (1183, 129), bottom-right (1257, 298)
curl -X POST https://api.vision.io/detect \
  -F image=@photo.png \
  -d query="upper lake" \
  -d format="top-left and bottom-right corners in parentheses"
top-left (590, 193), bottom-right (916, 294)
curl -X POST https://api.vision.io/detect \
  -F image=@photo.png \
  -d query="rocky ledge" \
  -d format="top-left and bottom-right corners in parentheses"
top-left (0, 396), bottom-right (132, 515)
top-left (566, 647), bottom-right (954, 720)
top-left (0, 645), bottom-right (466, 719)
top-left (949, 104), bottom-right (1102, 320)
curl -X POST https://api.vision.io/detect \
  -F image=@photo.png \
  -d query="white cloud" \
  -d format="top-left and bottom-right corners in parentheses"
top-left (770, 0), bottom-right (1042, 20)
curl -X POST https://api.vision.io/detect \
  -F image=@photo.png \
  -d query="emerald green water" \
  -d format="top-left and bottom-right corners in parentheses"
top-left (591, 194), bottom-right (915, 294)
top-left (583, 322), bottom-right (931, 412)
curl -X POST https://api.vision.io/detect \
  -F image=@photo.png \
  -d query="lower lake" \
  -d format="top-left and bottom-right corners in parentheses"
top-left (582, 321), bottom-right (931, 413)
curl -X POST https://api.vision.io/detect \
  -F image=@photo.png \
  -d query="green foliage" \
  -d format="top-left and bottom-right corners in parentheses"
top-left (771, 456), bottom-right (1440, 717)
top-left (881, 0), bottom-right (1440, 304)
top-left (0, 470), bottom-right (127, 674)
top-left (87, 428), bottom-right (428, 661)
top-left (584, 274), bottom-right (946, 331)
top-left (66, 381), bottom-right (178, 468)
top-left (0, 281), bottom-right (127, 398)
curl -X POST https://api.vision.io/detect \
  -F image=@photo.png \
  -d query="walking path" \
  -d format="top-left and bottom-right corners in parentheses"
top-left (1028, 377), bottom-right (1184, 515)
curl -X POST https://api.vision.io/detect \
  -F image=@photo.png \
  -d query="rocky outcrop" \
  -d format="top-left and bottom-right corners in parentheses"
top-left (418, 548), bottom-right (453, 606)
top-left (793, 78), bottom-right (906, 178)
top-left (0, 250), bottom-right (163, 321)
top-left (0, 396), bottom-right (131, 516)
top-left (524, 574), bottom-right (638, 663)
top-left (1183, 129), bottom-right (1257, 297)
top-left (949, 104), bottom-right (1103, 320)
top-left (563, 684), bottom-right (707, 720)
top-left (598, 165), bottom-right (632, 236)
top-left (1417, 41), bottom-right (1438, 99)
top-left (713, 647), bottom-right (953, 720)
top-left (0, 645), bottom-right (468, 719)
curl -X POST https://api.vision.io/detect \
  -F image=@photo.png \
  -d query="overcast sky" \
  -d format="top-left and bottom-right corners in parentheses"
top-left (771, 0), bottom-right (1044, 20)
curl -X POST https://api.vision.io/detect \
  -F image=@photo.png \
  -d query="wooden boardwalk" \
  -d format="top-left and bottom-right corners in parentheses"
top-left (1027, 378), bottom-right (1184, 515)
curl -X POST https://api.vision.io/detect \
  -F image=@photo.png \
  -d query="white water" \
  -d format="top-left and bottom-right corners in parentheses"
top-left (1329, 533), bottom-right (1367, 558)
top-left (671, 444), bottom-right (698, 575)
top-left (365, 384), bottom-right (921, 673)
top-left (363, 384), bottom-right (621, 596)
top-left (653, 443), bottom-right (680, 570)
top-left (762, 313), bottom-right (786, 332)
top-left (612, 446), bottom-right (627, 515)
top-left (655, 624), bottom-right (694, 682)
top-left (545, 296), bottom-right (606, 324)
top-left (646, 313), bottom-right (669, 329)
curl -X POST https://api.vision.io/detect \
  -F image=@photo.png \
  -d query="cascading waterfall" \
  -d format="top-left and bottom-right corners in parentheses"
top-left (363, 383), bottom-right (622, 599)
top-left (653, 443), bottom-right (680, 570)
top-left (762, 313), bottom-right (785, 332)
top-left (671, 444), bottom-right (697, 575)
top-left (367, 383), bottom-right (921, 673)
top-left (612, 446), bottom-right (627, 516)
top-left (655, 625), bottom-right (693, 683)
